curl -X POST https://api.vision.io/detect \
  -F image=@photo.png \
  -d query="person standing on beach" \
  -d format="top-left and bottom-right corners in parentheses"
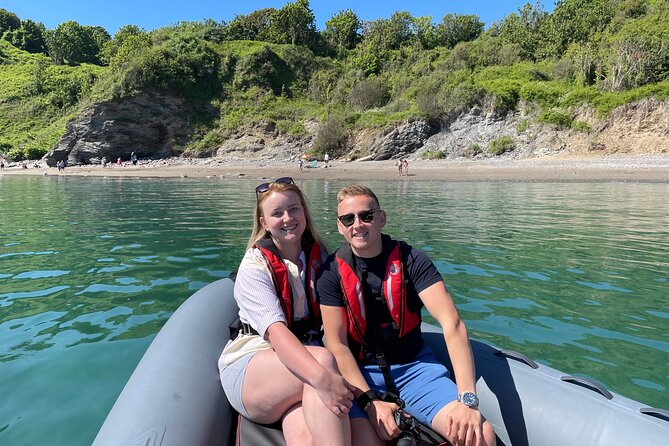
top-left (324, 153), bottom-right (330, 168)
top-left (219, 177), bottom-right (354, 445)
top-left (318, 184), bottom-right (496, 446)
top-left (131, 152), bottom-right (138, 166)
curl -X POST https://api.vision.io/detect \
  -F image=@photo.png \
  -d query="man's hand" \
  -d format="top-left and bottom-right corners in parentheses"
top-left (445, 404), bottom-right (484, 446)
top-left (366, 399), bottom-right (401, 441)
top-left (313, 371), bottom-right (355, 417)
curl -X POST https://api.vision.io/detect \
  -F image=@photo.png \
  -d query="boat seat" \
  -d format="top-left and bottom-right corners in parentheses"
top-left (236, 414), bottom-right (285, 446)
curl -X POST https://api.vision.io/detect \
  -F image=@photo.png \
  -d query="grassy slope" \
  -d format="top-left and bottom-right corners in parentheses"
top-left (0, 41), bottom-right (106, 158)
top-left (2, 15), bottom-right (669, 160)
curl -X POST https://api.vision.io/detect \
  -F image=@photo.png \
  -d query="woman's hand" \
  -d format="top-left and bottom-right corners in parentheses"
top-left (313, 371), bottom-right (355, 417)
top-left (445, 404), bottom-right (484, 446)
top-left (366, 399), bottom-right (401, 441)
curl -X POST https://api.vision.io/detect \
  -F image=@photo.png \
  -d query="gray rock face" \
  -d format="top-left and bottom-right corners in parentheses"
top-left (41, 95), bottom-right (668, 166)
top-left (364, 120), bottom-right (437, 160)
top-left (44, 92), bottom-right (193, 166)
top-left (215, 121), bottom-right (312, 161)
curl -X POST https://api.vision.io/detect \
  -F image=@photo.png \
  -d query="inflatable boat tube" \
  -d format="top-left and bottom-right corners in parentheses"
top-left (93, 278), bottom-right (669, 445)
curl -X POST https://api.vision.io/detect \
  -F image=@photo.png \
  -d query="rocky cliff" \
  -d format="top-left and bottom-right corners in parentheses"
top-left (44, 91), bottom-right (195, 167)
top-left (44, 94), bottom-right (669, 166)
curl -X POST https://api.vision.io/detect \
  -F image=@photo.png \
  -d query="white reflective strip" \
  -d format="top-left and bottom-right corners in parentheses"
top-left (386, 273), bottom-right (394, 312)
top-left (310, 266), bottom-right (316, 300)
top-left (356, 282), bottom-right (365, 319)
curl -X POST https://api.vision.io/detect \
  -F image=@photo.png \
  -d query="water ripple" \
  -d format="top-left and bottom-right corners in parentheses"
top-left (1, 176), bottom-right (668, 445)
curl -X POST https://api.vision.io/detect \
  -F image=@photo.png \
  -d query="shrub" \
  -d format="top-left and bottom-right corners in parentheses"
top-left (443, 84), bottom-right (484, 121)
top-left (492, 88), bottom-right (520, 114)
top-left (111, 37), bottom-right (221, 98)
top-left (311, 115), bottom-right (348, 158)
top-left (0, 141), bottom-right (12, 155)
top-left (347, 77), bottom-right (389, 110)
top-left (462, 143), bottom-right (482, 157)
top-left (24, 145), bottom-right (45, 159)
top-left (421, 149), bottom-right (444, 159)
top-left (539, 108), bottom-right (573, 128)
top-left (308, 68), bottom-right (339, 102)
top-left (416, 88), bottom-right (442, 125)
top-left (517, 119), bottom-right (530, 132)
top-left (488, 136), bottom-right (516, 155)
top-left (571, 120), bottom-right (591, 132)
top-left (190, 130), bottom-right (224, 152)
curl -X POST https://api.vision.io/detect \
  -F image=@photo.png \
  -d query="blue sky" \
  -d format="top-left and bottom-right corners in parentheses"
top-left (2, 1), bottom-right (555, 35)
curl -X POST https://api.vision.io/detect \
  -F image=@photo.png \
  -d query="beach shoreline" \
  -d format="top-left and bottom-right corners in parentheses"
top-left (2, 155), bottom-right (669, 182)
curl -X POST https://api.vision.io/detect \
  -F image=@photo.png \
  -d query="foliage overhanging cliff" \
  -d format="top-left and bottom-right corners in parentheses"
top-left (0, 0), bottom-right (668, 161)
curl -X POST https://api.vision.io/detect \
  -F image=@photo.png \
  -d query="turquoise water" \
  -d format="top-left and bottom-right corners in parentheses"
top-left (1, 175), bottom-right (668, 444)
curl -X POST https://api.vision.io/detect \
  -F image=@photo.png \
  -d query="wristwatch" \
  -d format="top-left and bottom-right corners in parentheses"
top-left (356, 389), bottom-right (380, 412)
top-left (457, 392), bottom-right (479, 408)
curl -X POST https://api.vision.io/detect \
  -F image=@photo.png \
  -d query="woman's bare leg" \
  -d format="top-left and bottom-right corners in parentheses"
top-left (300, 347), bottom-right (351, 446)
top-left (242, 346), bottom-right (351, 446)
top-left (282, 405), bottom-right (316, 446)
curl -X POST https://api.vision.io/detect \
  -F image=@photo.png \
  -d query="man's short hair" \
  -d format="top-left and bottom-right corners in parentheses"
top-left (337, 184), bottom-right (380, 208)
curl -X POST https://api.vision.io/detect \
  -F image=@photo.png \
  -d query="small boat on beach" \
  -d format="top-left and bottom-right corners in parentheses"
top-left (93, 278), bottom-right (669, 446)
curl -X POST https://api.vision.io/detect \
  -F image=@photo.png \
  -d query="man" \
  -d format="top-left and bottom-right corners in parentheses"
top-left (318, 184), bottom-right (495, 446)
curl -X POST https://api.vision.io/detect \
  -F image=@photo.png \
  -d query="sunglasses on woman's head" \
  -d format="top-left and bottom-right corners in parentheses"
top-left (255, 177), bottom-right (294, 199)
top-left (337, 209), bottom-right (377, 227)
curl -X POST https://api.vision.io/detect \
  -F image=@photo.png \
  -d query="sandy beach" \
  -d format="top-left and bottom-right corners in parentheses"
top-left (3, 155), bottom-right (669, 182)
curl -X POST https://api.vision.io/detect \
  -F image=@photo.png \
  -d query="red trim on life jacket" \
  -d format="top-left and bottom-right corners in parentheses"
top-left (256, 238), bottom-right (322, 330)
top-left (335, 240), bottom-right (419, 347)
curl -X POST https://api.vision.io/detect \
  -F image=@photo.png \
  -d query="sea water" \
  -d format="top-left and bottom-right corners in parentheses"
top-left (0, 175), bottom-right (667, 445)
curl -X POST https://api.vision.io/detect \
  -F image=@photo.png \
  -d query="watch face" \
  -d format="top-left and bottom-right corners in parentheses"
top-left (460, 392), bottom-right (479, 407)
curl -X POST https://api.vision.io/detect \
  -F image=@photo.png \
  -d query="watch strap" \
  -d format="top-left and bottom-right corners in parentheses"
top-left (356, 389), bottom-right (380, 412)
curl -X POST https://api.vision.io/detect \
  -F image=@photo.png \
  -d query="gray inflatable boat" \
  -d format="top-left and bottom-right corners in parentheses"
top-left (93, 278), bottom-right (669, 446)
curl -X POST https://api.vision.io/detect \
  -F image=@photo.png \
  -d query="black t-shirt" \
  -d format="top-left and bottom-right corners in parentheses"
top-left (317, 235), bottom-right (443, 364)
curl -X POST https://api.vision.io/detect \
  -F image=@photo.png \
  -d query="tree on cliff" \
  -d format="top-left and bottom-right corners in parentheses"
top-left (225, 8), bottom-right (275, 41)
top-left (0, 8), bottom-right (20, 35)
top-left (268, 0), bottom-right (316, 47)
top-left (324, 9), bottom-right (361, 56)
top-left (46, 20), bottom-right (110, 65)
top-left (3, 19), bottom-right (47, 53)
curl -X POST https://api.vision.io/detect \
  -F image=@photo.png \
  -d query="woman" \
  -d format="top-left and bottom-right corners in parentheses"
top-left (219, 177), bottom-right (354, 446)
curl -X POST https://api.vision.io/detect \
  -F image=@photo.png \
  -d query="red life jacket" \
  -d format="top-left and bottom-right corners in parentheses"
top-left (256, 237), bottom-right (322, 331)
top-left (335, 239), bottom-right (420, 347)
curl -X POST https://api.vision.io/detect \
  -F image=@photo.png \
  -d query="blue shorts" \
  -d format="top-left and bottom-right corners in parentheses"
top-left (349, 345), bottom-right (458, 426)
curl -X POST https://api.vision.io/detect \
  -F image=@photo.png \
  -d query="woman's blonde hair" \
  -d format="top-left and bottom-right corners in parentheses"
top-left (247, 181), bottom-right (329, 253)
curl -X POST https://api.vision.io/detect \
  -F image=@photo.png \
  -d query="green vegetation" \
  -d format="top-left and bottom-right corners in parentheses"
top-left (538, 108), bottom-right (573, 128)
top-left (572, 120), bottom-right (592, 132)
top-left (1, 0), bottom-right (669, 160)
top-left (462, 143), bottom-right (483, 157)
top-left (421, 149), bottom-right (445, 159)
top-left (488, 136), bottom-right (516, 155)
